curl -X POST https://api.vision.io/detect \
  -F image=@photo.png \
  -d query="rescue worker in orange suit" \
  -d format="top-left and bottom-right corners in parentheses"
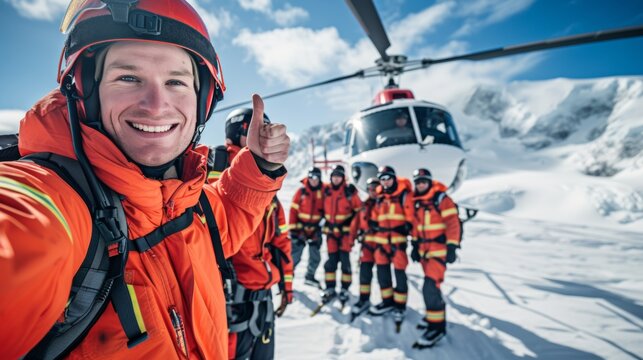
top-left (208, 108), bottom-right (293, 360)
top-left (0, 1), bottom-right (290, 358)
top-left (289, 167), bottom-right (325, 289)
top-left (321, 165), bottom-right (362, 305)
top-left (368, 166), bottom-right (415, 325)
top-left (410, 168), bottom-right (461, 348)
top-left (350, 177), bottom-right (382, 319)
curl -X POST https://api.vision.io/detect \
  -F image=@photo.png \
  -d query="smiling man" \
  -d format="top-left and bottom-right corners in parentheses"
top-left (0, 0), bottom-right (289, 359)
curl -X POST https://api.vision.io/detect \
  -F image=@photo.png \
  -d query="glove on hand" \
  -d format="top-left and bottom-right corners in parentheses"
top-left (446, 244), bottom-right (458, 264)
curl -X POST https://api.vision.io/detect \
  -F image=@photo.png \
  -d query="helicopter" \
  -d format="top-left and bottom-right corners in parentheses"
top-left (215, 1), bottom-right (643, 194)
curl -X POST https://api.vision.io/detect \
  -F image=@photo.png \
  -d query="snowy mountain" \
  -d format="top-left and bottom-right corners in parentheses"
top-left (277, 76), bottom-right (643, 359)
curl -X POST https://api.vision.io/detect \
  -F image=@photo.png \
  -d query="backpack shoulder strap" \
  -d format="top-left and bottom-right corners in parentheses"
top-left (0, 143), bottom-right (21, 162)
top-left (198, 191), bottom-right (236, 302)
top-left (432, 191), bottom-right (447, 210)
top-left (22, 153), bottom-right (147, 359)
top-left (345, 184), bottom-right (356, 200)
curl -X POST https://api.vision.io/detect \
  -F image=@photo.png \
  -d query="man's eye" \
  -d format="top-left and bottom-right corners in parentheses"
top-left (167, 79), bottom-right (188, 86)
top-left (118, 75), bottom-right (138, 82)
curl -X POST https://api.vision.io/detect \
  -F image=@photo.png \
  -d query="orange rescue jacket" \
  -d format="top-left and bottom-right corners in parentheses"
top-left (371, 178), bottom-right (415, 245)
top-left (289, 178), bottom-right (324, 235)
top-left (209, 145), bottom-right (293, 293)
top-left (0, 90), bottom-right (284, 359)
top-left (411, 181), bottom-right (461, 258)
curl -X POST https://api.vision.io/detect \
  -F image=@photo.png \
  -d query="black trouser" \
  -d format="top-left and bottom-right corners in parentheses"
top-left (359, 261), bottom-right (374, 302)
top-left (423, 277), bottom-right (446, 330)
top-left (324, 250), bottom-right (351, 290)
top-left (229, 298), bottom-right (275, 360)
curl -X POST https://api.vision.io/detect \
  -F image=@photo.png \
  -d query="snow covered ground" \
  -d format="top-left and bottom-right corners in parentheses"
top-left (272, 77), bottom-right (643, 359)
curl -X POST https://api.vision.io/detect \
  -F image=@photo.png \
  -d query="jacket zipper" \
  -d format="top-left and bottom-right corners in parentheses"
top-left (169, 306), bottom-right (189, 358)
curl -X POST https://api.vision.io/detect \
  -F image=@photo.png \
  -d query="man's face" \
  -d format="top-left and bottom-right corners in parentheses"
top-left (381, 177), bottom-right (394, 189)
top-left (99, 41), bottom-right (197, 166)
top-left (415, 180), bottom-right (430, 193)
top-left (308, 176), bottom-right (320, 187)
top-left (367, 186), bottom-right (378, 198)
top-left (395, 116), bottom-right (407, 128)
top-left (330, 175), bottom-right (343, 186)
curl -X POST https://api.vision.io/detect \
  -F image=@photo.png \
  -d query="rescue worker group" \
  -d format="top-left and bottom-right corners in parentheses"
top-left (0, 0), bottom-right (462, 358)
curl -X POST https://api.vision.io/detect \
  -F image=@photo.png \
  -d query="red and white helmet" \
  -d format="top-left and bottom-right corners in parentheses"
top-left (58, 0), bottom-right (225, 134)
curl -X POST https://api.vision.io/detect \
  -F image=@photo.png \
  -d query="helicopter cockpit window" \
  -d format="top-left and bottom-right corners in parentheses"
top-left (414, 107), bottom-right (462, 147)
top-left (352, 108), bottom-right (417, 155)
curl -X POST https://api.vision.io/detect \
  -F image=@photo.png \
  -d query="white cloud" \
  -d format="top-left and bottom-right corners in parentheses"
top-left (6, 0), bottom-right (68, 21)
top-left (238, 0), bottom-right (271, 13)
top-left (237, 0), bottom-right (308, 26)
top-left (388, 1), bottom-right (455, 53)
top-left (0, 110), bottom-right (25, 134)
top-left (233, 27), bottom-right (350, 86)
top-left (454, 0), bottom-right (535, 37)
top-left (272, 4), bottom-right (308, 26)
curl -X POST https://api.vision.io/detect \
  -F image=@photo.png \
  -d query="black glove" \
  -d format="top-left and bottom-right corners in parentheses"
top-left (446, 244), bottom-right (457, 264)
top-left (404, 222), bottom-right (413, 235)
top-left (289, 231), bottom-right (304, 244)
top-left (410, 242), bottom-right (421, 263)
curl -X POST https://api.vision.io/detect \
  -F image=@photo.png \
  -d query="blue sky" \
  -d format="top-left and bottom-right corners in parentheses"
top-left (1, 0), bottom-right (642, 141)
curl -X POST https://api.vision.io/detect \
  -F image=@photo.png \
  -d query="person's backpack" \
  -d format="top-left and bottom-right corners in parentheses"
top-left (0, 143), bottom-right (232, 359)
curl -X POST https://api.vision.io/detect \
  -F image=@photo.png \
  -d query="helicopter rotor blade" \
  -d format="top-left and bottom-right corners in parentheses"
top-left (214, 70), bottom-right (368, 113)
top-left (419, 24), bottom-right (643, 67)
top-left (344, 0), bottom-right (391, 61)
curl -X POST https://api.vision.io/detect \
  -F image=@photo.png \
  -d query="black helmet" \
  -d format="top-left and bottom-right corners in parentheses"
top-left (307, 167), bottom-right (322, 180)
top-left (413, 168), bottom-right (432, 183)
top-left (366, 177), bottom-right (380, 186)
top-left (330, 165), bottom-right (345, 178)
top-left (225, 108), bottom-right (270, 146)
top-left (377, 165), bottom-right (396, 181)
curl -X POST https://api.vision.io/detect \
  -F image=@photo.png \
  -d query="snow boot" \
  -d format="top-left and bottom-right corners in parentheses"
top-left (350, 299), bottom-right (371, 322)
top-left (413, 322), bottom-right (447, 349)
top-left (304, 277), bottom-right (322, 289)
top-left (321, 288), bottom-right (337, 304)
top-left (338, 289), bottom-right (350, 310)
top-left (368, 300), bottom-right (394, 316)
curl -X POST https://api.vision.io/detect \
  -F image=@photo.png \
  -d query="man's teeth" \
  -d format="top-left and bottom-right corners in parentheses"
top-left (131, 123), bottom-right (173, 133)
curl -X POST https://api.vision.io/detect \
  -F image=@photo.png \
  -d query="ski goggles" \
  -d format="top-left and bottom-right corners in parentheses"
top-left (378, 174), bottom-right (394, 181)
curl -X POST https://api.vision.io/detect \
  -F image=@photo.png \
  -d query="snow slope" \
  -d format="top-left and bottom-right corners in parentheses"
top-left (274, 77), bottom-right (643, 359)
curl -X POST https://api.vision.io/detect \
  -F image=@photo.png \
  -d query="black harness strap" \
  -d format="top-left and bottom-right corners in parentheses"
top-left (198, 191), bottom-right (235, 301)
top-left (129, 208), bottom-right (195, 252)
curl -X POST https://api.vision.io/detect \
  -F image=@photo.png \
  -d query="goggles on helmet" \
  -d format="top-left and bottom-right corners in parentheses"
top-left (378, 174), bottom-right (393, 181)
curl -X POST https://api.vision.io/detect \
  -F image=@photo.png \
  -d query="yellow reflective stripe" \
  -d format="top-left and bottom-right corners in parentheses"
top-left (360, 285), bottom-right (371, 293)
top-left (391, 236), bottom-right (407, 244)
top-left (381, 288), bottom-right (393, 298)
top-left (373, 236), bottom-right (389, 244)
top-left (207, 171), bottom-right (221, 181)
top-left (364, 235), bottom-right (376, 242)
top-left (291, 203), bottom-right (300, 210)
top-left (126, 284), bottom-right (147, 333)
top-left (441, 208), bottom-right (457, 217)
top-left (289, 223), bottom-right (300, 230)
top-left (279, 224), bottom-right (289, 233)
top-left (341, 274), bottom-right (352, 282)
top-left (297, 213), bottom-right (321, 220)
top-left (394, 292), bottom-right (407, 303)
top-left (316, 190), bottom-right (322, 199)
top-left (418, 223), bottom-right (446, 231)
top-left (447, 239), bottom-right (460, 246)
top-left (426, 310), bottom-right (445, 321)
top-left (334, 214), bottom-right (351, 221)
top-left (0, 176), bottom-right (72, 243)
top-left (377, 214), bottom-right (406, 221)
top-left (284, 274), bottom-right (293, 282)
top-left (428, 250), bottom-right (447, 257)
top-left (325, 272), bottom-right (336, 281)
top-left (198, 214), bottom-right (207, 225)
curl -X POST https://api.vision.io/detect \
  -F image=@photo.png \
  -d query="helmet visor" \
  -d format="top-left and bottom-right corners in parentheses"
top-left (60, 0), bottom-right (106, 34)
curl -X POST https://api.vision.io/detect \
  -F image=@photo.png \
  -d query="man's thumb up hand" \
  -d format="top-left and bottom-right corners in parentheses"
top-left (246, 94), bottom-right (290, 170)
